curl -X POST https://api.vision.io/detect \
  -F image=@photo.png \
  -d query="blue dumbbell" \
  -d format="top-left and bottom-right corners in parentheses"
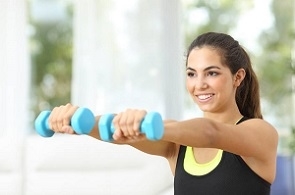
top-left (35, 107), bottom-right (96, 137)
top-left (98, 112), bottom-right (164, 142)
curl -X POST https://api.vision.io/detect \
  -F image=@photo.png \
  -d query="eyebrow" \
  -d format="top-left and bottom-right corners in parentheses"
top-left (186, 65), bottom-right (221, 71)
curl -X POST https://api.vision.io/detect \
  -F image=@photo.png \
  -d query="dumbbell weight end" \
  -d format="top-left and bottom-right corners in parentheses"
top-left (34, 111), bottom-right (55, 137)
top-left (98, 114), bottom-right (115, 142)
top-left (141, 112), bottom-right (164, 140)
top-left (71, 108), bottom-right (95, 135)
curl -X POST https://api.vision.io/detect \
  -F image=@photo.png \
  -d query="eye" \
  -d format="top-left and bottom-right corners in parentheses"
top-left (187, 71), bottom-right (196, 78)
top-left (207, 71), bottom-right (219, 76)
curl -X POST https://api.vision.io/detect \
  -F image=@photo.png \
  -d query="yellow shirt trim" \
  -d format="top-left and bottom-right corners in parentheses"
top-left (184, 147), bottom-right (223, 176)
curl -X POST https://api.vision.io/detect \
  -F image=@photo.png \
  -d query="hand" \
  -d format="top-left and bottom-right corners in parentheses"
top-left (112, 109), bottom-right (147, 141)
top-left (48, 103), bottom-right (79, 134)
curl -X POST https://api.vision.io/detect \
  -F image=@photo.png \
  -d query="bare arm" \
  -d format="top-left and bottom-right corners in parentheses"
top-left (88, 116), bottom-right (178, 158)
top-left (50, 105), bottom-right (277, 169)
top-left (49, 105), bottom-right (178, 159)
top-left (163, 118), bottom-right (278, 162)
top-left (90, 112), bottom-right (277, 163)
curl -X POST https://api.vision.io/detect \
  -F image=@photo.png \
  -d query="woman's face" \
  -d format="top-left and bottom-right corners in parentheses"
top-left (186, 47), bottom-right (237, 114)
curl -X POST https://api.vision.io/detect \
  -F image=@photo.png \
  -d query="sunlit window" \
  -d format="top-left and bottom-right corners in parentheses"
top-left (29, 0), bottom-right (73, 118)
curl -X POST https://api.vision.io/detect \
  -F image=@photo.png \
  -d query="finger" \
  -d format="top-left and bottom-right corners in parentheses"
top-left (124, 109), bottom-right (141, 137)
top-left (63, 104), bottom-right (79, 128)
top-left (113, 128), bottom-right (124, 141)
top-left (126, 134), bottom-right (146, 142)
top-left (133, 110), bottom-right (147, 136)
top-left (57, 104), bottom-right (79, 133)
top-left (62, 125), bottom-right (75, 134)
top-left (112, 112), bottom-right (123, 135)
top-left (49, 106), bottom-right (62, 132)
top-left (125, 111), bottom-right (136, 137)
top-left (49, 104), bottom-right (74, 133)
top-left (131, 134), bottom-right (146, 141)
top-left (118, 112), bottom-right (129, 137)
top-left (55, 105), bottom-right (69, 132)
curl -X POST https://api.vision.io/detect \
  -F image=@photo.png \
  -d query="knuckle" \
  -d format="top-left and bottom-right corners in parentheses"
top-left (51, 107), bottom-right (59, 113)
top-left (56, 116), bottom-right (64, 124)
top-left (112, 114), bottom-right (119, 122)
top-left (73, 105), bottom-right (79, 111)
top-left (126, 118), bottom-right (133, 126)
top-left (139, 110), bottom-right (147, 116)
top-left (49, 114), bottom-right (57, 123)
top-left (119, 120), bottom-right (125, 127)
top-left (126, 108), bottom-right (133, 112)
top-left (134, 119), bottom-right (142, 127)
top-left (63, 117), bottom-right (70, 125)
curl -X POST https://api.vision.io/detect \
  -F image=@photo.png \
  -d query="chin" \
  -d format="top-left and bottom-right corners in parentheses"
top-left (197, 106), bottom-right (213, 113)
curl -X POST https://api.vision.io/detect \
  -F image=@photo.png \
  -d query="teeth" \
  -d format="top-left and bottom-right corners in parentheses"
top-left (198, 94), bottom-right (213, 100)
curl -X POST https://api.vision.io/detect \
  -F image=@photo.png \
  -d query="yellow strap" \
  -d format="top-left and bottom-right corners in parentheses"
top-left (183, 117), bottom-right (242, 175)
top-left (184, 146), bottom-right (223, 176)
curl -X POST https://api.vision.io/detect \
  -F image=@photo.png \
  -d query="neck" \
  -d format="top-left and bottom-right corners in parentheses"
top-left (203, 107), bottom-right (243, 125)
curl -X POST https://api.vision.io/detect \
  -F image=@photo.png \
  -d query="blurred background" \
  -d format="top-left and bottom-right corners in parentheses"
top-left (0, 0), bottom-right (294, 194)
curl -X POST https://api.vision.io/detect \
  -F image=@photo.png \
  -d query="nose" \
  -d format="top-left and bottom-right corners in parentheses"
top-left (194, 76), bottom-right (208, 89)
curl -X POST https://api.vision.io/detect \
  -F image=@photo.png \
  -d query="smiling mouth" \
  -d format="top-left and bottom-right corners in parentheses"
top-left (197, 94), bottom-right (214, 101)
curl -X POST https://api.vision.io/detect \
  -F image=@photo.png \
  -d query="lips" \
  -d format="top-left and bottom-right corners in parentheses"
top-left (197, 94), bottom-right (214, 101)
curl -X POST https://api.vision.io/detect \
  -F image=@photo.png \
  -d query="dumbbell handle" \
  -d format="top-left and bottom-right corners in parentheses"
top-left (35, 107), bottom-right (95, 137)
top-left (98, 112), bottom-right (164, 142)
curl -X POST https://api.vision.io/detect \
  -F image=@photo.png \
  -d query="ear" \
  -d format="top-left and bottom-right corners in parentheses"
top-left (234, 68), bottom-right (246, 87)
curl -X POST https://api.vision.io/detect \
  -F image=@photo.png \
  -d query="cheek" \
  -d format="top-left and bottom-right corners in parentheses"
top-left (185, 79), bottom-right (194, 94)
top-left (214, 80), bottom-right (224, 90)
top-left (215, 77), bottom-right (234, 94)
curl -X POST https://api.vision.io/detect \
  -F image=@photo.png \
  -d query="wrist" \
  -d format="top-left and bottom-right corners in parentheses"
top-left (88, 115), bottom-right (101, 139)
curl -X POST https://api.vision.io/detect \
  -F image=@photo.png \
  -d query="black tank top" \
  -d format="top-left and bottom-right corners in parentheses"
top-left (174, 117), bottom-right (271, 195)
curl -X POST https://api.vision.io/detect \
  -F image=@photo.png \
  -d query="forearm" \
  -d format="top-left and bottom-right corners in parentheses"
top-left (88, 115), bottom-right (149, 144)
top-left (89, 115), bottom-right (216, 148)
top-left (88, 117), bottom-right (177, 158)
top-left (87, 115), bottom-right (158, 144)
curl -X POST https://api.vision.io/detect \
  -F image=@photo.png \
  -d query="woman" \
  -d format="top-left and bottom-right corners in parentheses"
top-left (48, 32), bottom-right (278, 194)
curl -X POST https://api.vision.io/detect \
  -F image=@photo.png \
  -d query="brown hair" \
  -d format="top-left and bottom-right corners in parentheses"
top-left (186, 32), bottom-right (262, 119)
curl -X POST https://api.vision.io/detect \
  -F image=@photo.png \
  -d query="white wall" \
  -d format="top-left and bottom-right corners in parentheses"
top-left (0, 0), bottom-right (31, 136)
top-left (0, 0), bottom-right (30, 194)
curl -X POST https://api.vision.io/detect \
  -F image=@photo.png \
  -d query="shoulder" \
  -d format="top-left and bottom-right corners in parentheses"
top-left (237, 118), bottom-right (278, 183)
top-left (212, 117), bottom-right (278, 161)
top-left (236, 118), bottom-right (278, 164)
top-left (238, 118), bottom-right (278, 150)
top-left (238, 118), bottom-right (278, 140)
